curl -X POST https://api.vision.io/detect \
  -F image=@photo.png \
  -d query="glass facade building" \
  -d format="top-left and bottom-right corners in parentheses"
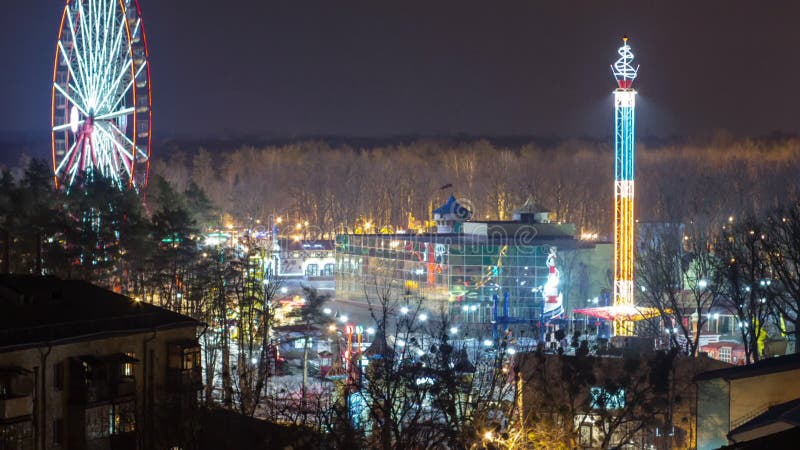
top-left (335, 225), bottom-right (612, 331)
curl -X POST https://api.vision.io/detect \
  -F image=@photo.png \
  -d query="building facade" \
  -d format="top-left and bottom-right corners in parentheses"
top-left (695, 354), bottom-right (800, 450)
top-left (335, 196), bottom-right (612, 333)
top-left (0, 276), bottom-right (201, 450)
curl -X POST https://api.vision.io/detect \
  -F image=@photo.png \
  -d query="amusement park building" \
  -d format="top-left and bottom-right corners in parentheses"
top-left (334, 196), bottom-right (612, 330)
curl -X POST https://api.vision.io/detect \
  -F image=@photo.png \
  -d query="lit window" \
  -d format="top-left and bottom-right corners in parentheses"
top-left (719, 347), bottom-right (732, 363)
top-left (123, 353), bottom-right (135, 377)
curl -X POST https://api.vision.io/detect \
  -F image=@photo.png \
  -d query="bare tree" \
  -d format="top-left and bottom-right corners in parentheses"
top-left (637, 225), bottom-right (719, 355)
top-left (713, 219), bottom-right (774, 363)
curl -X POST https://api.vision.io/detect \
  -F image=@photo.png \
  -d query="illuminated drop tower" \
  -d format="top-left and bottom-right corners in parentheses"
top-left (611, 36), bottom-right (638, 336)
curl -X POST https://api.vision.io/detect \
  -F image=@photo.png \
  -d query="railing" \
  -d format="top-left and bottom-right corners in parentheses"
top-left (167, 369), bottom-right (202, 390)
top-left (0, 395), bottom-right (33, 419)
top-left (114, 379), bottom-right (136, 398)
top-left (730, 403), bottom-right (771, 430)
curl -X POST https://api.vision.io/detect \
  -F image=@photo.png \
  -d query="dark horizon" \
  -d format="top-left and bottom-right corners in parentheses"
top-left (2, 1), bottom-right (800, 142)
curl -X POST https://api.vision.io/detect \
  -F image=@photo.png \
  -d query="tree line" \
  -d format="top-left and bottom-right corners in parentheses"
top-left (152, 135), bottom-right (800, 236)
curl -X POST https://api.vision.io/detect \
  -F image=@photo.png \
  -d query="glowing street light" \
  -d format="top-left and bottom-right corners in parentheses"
top-left (449, 327), bottom-right (459, 335)
top-left (400, 306), bottom-right (409, 315)
top-left (339, 315), bottom-right (348, 323)
top-left (419, 313), bottom-right (428, 322)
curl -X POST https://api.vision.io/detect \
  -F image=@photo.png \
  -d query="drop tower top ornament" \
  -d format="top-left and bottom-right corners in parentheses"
top-left (611, 36), bottom-right (639, 89)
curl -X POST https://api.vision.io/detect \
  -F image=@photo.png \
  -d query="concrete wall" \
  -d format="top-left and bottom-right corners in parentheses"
top-left (729, 369), bottom-right (800, 426)
top-left (697, 368), bottom-right (800, 449)
top-left (697, 378), bottom-right (730, 450)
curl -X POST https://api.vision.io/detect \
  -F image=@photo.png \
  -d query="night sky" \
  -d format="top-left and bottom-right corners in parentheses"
top-left (2, 1), bottom-right (800, 139)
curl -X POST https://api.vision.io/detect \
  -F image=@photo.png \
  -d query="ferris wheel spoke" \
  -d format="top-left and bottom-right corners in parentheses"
top-left (54, 83), bottom-right (90, 117)
top-left (105, 124), bottom-right (147, 161)
top-left (97, 58), bottom-right (132, 113)
top-left (96, 8), bottom-right (128, 112)
top-left (53, 120), bottom-right (85, 133)
top-left (67, 2), bottom-right (92, 108)
top-left (65, 7), bottom-right (92, 101)
top-left (95, 107), bottom-right (134, 122)
top-left (55, 141), bottom-right (79, 175)
top-left (95, 122), bottom-right (136, 164)
top-left (108, 61), bottom-right (145, 114)
top-left (95, 126), bottom-right (134, 179)
top-left (68, 137), bottom-right (84, 186)
top-left (131, 18), bottom-right (141, 41)
top-left (57, 41), bottom-right (89, 107)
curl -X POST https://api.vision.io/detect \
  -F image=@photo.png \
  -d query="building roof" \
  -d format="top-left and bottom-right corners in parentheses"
top-left (338, 231), bottom-right (588, 249)
top-left (513, 195), bottom-right (549, 216)
top-left (695, 353), bottom-right (800, 382)
top-left (284, 240), bottom-right (334, 252)
top-left (728, 398), bottom-right (800, 439)
top-left (720, 424), bottom-right (800, 449)
top-left (432, 194), bottom-right (472, 220)
top-left (0, 275), bottom-right (199, 352)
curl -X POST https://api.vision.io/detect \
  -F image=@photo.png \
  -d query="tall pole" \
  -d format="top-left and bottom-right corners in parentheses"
top-left (611, 36), bottom-right (639, 336)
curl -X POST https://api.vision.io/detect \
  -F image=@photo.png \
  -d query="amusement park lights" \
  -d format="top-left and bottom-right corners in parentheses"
top-left (51, 0), bottom-right (152, 190)
top-left (611, 36), bottom-right (638, 336)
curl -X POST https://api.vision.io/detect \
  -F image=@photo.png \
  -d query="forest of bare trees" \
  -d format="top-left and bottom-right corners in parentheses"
top-left (151, 136), bottom-right (800, 236)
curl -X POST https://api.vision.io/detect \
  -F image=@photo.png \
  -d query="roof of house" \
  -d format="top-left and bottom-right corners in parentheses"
top-left (720, 423), bottom-right (800, 449)
top-left (695, 353), bottom-right (800, 382)
top-left (728, 398), bottom-right (800, 439)
top-left (0, 275), bottom-right (199, 352)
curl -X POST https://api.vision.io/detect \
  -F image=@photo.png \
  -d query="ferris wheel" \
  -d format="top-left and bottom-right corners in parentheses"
top-left (51, 0), bottom-right (152, 191)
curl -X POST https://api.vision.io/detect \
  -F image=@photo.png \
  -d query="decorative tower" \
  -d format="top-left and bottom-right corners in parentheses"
top-left (611, 36), bottom-right (639, 336)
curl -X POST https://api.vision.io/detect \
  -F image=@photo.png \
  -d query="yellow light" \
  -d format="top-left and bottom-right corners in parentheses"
top-left (364, 221), bottom-right (372, 230)
top-left (276, 217), bottom-right (283, 224)
top-left (225, 223), bottom-right (234, 230)
top-left (483, 431), bottom-right (493, 441)
top-left (303, 220), bottom-right (309, 227)
top-left (293, 235), bottom-right (301, 242)
top-left (296, 223), bottom-right (302, 230)
top-left (328, 324), bottom-right (337, 332)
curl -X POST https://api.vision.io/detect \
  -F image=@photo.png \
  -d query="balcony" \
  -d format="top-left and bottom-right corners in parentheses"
top-left (0, 395), bottom-right (33, 420)
top-left (114, 378), bottom-right (136, 398)
top-left (167, 368), bottom-right (202, 391)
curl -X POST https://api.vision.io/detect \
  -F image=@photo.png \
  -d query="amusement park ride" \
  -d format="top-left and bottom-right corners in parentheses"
top-left (51, 0), bottom-right (152, 192)
top-left (611, 36), bottom-right (639, 336)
